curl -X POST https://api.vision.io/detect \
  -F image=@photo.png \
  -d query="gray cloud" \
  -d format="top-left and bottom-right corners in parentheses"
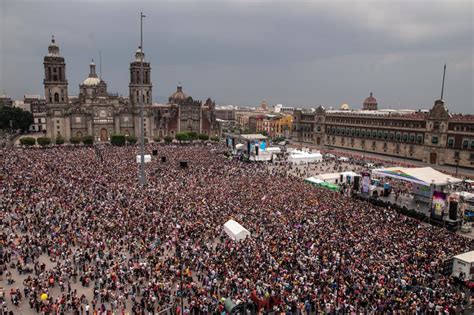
top-left (1, 0), bottom-right (472, 112)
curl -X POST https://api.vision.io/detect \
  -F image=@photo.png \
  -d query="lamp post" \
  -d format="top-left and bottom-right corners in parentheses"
top-left (139, 12), bottom-right (146, 186)
top-left (455, 158), bottom-right (459, 177)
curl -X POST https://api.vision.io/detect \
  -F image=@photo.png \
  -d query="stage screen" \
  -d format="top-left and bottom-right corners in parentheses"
top-left (431, 191), bottom-right (447, 218)
top-left (361, 172), bottom-right (370, 194)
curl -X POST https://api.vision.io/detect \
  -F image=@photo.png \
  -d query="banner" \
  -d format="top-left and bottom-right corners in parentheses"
top-left (361, 172), bottom-right (370, 194)
top-left (431, 191), bottom-right (447, 218)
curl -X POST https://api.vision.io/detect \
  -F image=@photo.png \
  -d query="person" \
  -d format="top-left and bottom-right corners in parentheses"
top-left (1, 143), bottom-right (472, 313)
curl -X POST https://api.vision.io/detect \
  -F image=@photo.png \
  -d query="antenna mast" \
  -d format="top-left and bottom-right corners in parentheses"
top-left (99, 50), bottom-right (102, 80)
top-left (440, 64), bottom-right (446, 100)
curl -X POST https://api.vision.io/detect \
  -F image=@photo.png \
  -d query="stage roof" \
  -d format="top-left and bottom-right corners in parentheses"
top-left (239, 134), bottom-right (268, 140)
top-left (372, 167), bottom-right (462, 186)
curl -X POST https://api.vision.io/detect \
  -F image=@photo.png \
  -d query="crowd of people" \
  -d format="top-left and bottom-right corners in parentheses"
top-left (1, 143), bottom-right (473, 314)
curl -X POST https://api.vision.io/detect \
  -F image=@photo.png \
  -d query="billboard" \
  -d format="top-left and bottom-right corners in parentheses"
top-left (431, 191), bottom-right (447, 218)
top-left (361, 172), bottom-right (370, 194)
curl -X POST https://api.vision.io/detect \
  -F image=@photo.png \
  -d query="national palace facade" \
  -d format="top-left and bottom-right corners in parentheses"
top-left (293, 94), bottom-right (474, 169)
top-left (43, 37), bottom-right (219, 141)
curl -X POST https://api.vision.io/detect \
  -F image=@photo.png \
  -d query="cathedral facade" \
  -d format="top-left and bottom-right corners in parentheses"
top-left (43, 37), bottom-right (219, 141)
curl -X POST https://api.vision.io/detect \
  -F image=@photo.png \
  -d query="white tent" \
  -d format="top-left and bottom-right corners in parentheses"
top-left (288, 150), bottom-right (322, 164)
top-left (135, 155), bottom-right (151, 163)
top-left (372, 167), bottom-right (462, 186)
top-left (305, 177), bottom-right (324, 185)
top-left (223, 220), bottom-right (251, 241)
top-left (337, 156), bottom-right (350, 162)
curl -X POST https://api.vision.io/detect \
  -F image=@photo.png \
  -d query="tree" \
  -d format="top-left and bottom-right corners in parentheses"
top-left (0, 106), bottom-right (33, 132)
top-left (111, 134), bottom-right (126, 146)
top-left (187, 131), bottom-right (198, 141)
top-left (198, 133), bottom-right (209, 141)
top-left (127, 135), bottom-right (137, 144)
top-left (69, 137), bottom-right (80, 144)
top-left (83, 135), bottom-right (94, 145)
top-left (260, 130), bottom-right (268, 137)
top-left (210, 136), bottom-right (220, 142)
top-left (164, 136), bottom-right (173, 144)
top-left (175, 132), bottom-right (190, 143)
top-left (19, 137), bottom-right (36, 146)
top-left (55, 136), bottom-right (65, 145)
top-left (37, 137), bottom-right (51, 146)
top-left (153, 136), bottom-right (162, 143)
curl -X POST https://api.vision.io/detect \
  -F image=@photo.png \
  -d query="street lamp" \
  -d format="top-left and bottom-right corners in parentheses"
top-left (455, 158), bottom-right (459, 177)
top-left (138, 12), bottom-right (146, 186)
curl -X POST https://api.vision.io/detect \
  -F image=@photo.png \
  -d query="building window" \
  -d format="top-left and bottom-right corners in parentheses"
top-left (54, 93), bottom-right (59, 102)
top-left (403, 134), bottom-right (408, 142)
top-left (417, 135), bottom-right (423, 144)
top-left (454, 151), bottom-right (460, 159)
top-left (470, 153), bottom-right (474, 161)
top-left (462, 139), bottom-right (469, 149)
top-left (447, 138), bottom-right (454, 148)
top-left (396, 133), bottom-right (401, 141)
top-left (409, 134), bottom-right (415, 143)
top-left (471, 140), bottom-right (474, 149)
top-left (431, 136), bottom-right (438, 144)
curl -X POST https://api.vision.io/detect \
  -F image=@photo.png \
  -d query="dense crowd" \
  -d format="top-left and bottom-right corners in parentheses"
top-left (1, 143), bottom-right (473, 314)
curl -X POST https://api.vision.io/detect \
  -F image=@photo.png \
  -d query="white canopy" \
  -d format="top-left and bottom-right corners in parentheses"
top-left (372, 167), bottom-right (462, 186)
top-left (305, 177), bottom-right (324, 184)
top-left (135, 155), bottom-right (151, 163)
top-left (223, 220), bottom-right (251, 241)
top-left (288, 150), bottom-right (322, 164)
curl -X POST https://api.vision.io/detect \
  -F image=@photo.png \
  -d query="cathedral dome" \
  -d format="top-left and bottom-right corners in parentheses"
top-left (83, 60), bottom-right (100, 86)
top-left (83, 77), bottom-right (101, 86)
top-left (363, 92), bottom-right (378, 110)
top-left (169, 83), bottom-right (187, 103)
top-left (340, 103), bottom-right (350, 110)
top-left (364, 93), bottom-right (377, 105)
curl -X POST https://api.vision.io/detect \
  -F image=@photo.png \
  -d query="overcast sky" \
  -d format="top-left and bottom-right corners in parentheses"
top-left (1, 0), bottom-right (472, 112)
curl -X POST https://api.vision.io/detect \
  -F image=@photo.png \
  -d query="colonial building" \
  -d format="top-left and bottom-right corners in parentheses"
top-left (24, 95), bottom-right (46, 132)
top-left (43, 37), bottom-right (219, 141)
top-left (293, 93), bottom-right (474, 169)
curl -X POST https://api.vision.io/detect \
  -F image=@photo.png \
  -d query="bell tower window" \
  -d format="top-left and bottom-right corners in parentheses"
top-left (54, 93), bottom-right (59, 103)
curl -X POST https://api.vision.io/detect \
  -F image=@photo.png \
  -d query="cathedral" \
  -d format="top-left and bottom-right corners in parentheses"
top-left (43, 37), bottom-right (219, 141)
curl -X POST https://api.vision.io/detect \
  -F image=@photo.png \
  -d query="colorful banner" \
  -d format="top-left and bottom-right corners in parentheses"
top-left (431, 191), bottom-right (447, 218)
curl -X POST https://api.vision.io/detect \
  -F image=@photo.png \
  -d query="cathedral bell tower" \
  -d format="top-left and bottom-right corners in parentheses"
top-left (43, 36), bottom-right (68, 105)
top-left (129, 47), bottom-right (152, 106)
top-left (43, 36), bottom-right (69, 139)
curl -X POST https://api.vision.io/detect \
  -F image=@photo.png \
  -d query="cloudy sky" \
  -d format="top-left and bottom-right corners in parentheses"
top-left (1, 0), bottom-right (472, 112)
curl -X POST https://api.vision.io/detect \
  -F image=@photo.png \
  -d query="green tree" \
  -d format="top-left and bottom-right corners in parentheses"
top-left (127, 135), bottom-right (137, 144)
top-left (260, 130), bottom-right (268, 137)
top-left (83, 135), bottom-right (94, 145)
top-left (153, 136), bottom-right (162, 143)
top-left (0, 106), bottom-right (33, 132)
top-left (198, 133), bottom-right (209, 141)
top-left (19, 137), bottom-right (36, 146)
top-left (210, 136), bottom-right (220, 142)
top-left (69, 137), bottom-right (81, 144)
top-left (111, 134), bottom-right (126, 146)
top-left (55, 136), bottom-right (65, 145)
top-left (175, 132), bottom-right (190, 143)
top-left (37, 137), bottom-right (51, 146)
top-left (187, 131), bottom-right (198, 141)
top-left (164, 136), bottom-right (173, 144)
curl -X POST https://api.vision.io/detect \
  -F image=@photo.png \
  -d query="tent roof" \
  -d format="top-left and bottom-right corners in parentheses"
top-left (372, 167), bottom-right (462, 186)
top-left (305, 177), bottom-right (324, 184)
top-left (454, 251), bottom-right (474, 263)
top-left (315, 173), bottom-right (341, 180)
top-left (224, 219), bottom-right (250, 235)
top-left (239, 134), bottom-right (268, 140)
